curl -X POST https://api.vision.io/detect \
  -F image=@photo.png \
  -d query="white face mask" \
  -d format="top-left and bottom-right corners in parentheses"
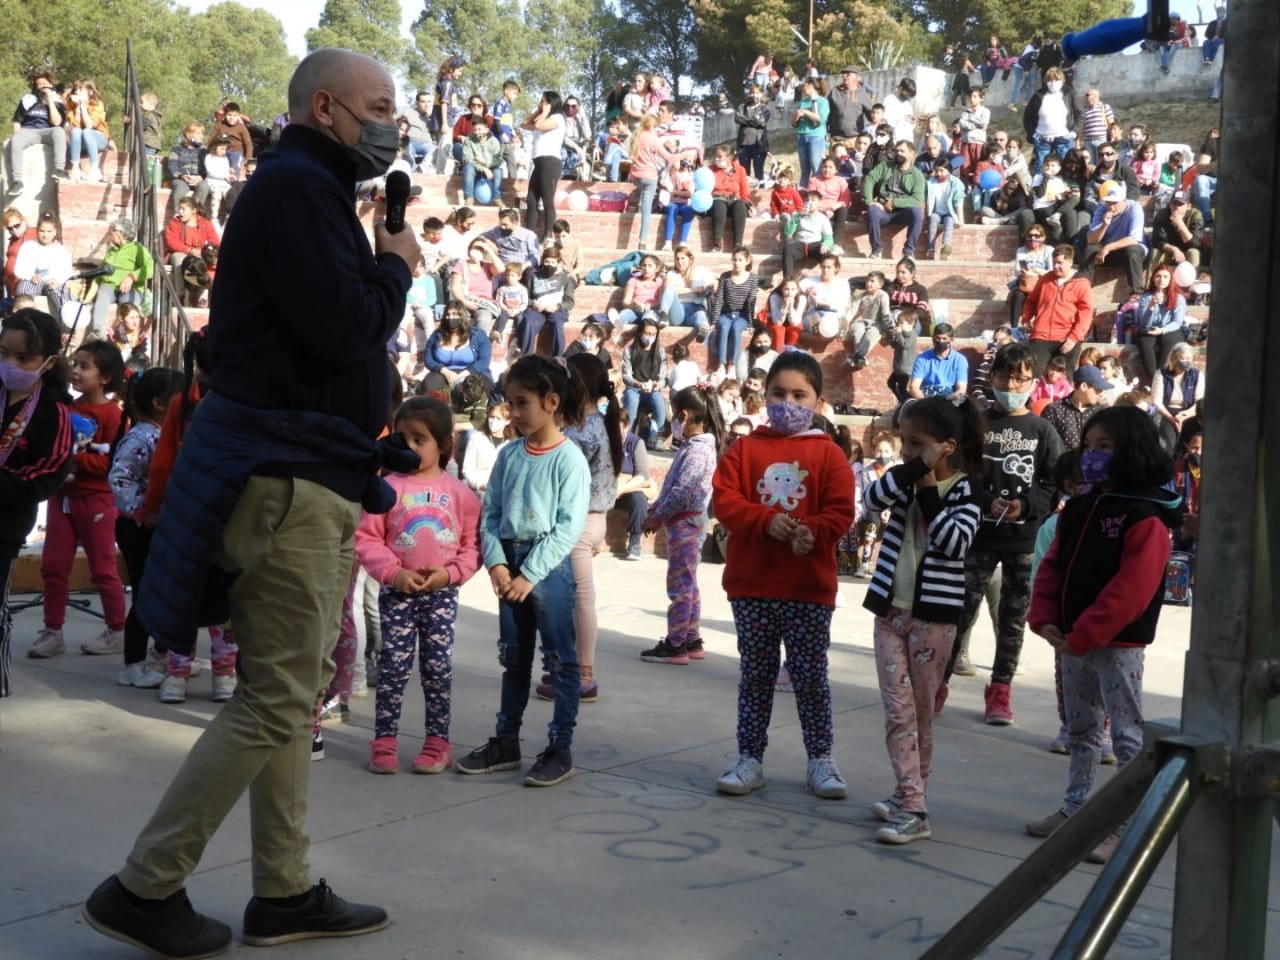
top-left (1047, 80), bottom-right (1064, 93)
top-left (469, 249), bottom-right (484, 263)
top-left (580, 338), bottom-right (598, 352)
top-left (488, 419), bottom-right (507, 435)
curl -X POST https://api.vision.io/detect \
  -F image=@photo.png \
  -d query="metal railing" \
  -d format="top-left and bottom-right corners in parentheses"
top-left (122, 39), bottom-right (190, 367)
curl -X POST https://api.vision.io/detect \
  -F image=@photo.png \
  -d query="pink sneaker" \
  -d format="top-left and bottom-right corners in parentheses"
top-left (369, 736), bottom-right (399, 774)
top-left (984, 682), bottom-right (1014, 725)
top-left (411, 735), bottom-right (453, 774)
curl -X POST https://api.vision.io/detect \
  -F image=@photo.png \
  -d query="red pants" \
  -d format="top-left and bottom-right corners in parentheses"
top-left (767, 322), bottom-right (802, 352)
top-left (41, 490), bottom-right (126, 630)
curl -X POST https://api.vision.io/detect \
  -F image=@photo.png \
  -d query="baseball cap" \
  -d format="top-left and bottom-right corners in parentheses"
top-left (1171, 189), bottom-right (1188, 203)
top-left (1074, 365), bottom-right (1118, 391)
top-left (1101, 181), bottom-right (1126, 203)
top-left (841, 66), bottom-right (859, 74)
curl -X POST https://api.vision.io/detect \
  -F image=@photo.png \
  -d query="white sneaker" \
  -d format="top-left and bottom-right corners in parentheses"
top-left (211, 674), bottom-right (237, 703)
top-left (28, 628), bottom-right (65, 658)
top-left (805, 757), bottom-right (848, 799)
top-left (716, 756), bottom-right (765, 796)
top-left (117, 661), bottom-right (166, 688)
top-left (159, 675), bottom-right (189, 703)
top-left (81, 628), bottom-right (125, 655)
top-left (88, 168), bottom-right (104, 183)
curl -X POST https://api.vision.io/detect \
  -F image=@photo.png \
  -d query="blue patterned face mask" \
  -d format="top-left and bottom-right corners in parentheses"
top-left (766, 401), bottom-right (814, 436)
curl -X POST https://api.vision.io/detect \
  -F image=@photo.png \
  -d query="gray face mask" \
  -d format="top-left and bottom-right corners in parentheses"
top-left (333, 98), bottom-right (400, 181)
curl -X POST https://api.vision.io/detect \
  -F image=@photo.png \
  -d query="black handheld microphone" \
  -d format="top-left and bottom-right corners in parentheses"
top-left (384, 170), bottom-right (411, 234)
top-left (72, 263), bottom-right (115, 281)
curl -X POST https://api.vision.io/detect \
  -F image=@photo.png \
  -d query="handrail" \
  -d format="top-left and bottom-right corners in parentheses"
top-left (123, 39), bottom-right (190, 367)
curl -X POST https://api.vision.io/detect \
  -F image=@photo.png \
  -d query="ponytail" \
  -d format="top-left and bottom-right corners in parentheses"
top-left (566, 352), bottom-right (623, 473)
top-left (672, 383), bottom-right (727, 455)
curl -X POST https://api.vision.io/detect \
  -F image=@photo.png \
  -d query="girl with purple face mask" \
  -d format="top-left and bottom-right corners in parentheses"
top-left (1027, 405), bottom-right (1181, 864)
top-left (0, 308), bottom-right (74, 697)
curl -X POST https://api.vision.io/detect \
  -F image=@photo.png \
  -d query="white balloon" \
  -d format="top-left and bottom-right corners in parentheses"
top-left (817, 314), bottom-right (840, 338)
top-left (567, 190), bottom-right (589, 211)
top-left (1173, 260), bottom-right (1197, 288)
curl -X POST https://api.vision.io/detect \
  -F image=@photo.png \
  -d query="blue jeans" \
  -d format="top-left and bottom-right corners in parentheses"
top-left (1201, 37), bottom-right (1222, 62)
top-left (633, 177), bottom-right (658, 246)
top-left (622, 386), bottom-right (667, 443)
top-left (603, 143), bottom-right (625, 181)
top-left (1191, 173), bottom-right (1217, 222)
top-left (660, 287), bottom-right (707, 329)
top-left (617, 307), bottom-right (658, 328)
top-left (407, 138), bottom-right (433, 170)
top-left (1157, 44), bottom-right (1179, 72)
top-left (69, 127), bottom-right (109, 169)
top-left (797, 134), bottom-right (826, 187)
top-left (1008, 65), bottom-right (1029, 105)
top-left (927, 212), bottom-right (955, 250)
top-left (866, 204), bottom-right (923, 256)
top-left (664, 202), bottom-right (695, 243)
top-left (496, 540), bottom-right (579, 748)
top-left (738, 143), bottom-right (767, 180)
top-left (461, 163), bottom-right (503, 202)
top-left (1032, 136), bottom-right (1073, 173)
top-left (715, 310), bottom-right (749, 368)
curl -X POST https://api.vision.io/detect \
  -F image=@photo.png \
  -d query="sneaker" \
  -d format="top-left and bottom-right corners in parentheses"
top-left (455, 735), bottom-right (522, 774)
top-left (28, 627), bottom-right (65, 658)
top-left (350, 676), bottom-right (369, 698)
top-left (1086, 831), bottom-right (1122, 864)
top-left (876, 811), bottom-right (932, 844)
top-left (524, 743), bottom-right (574, 786)
top-left (640, 638), bottom-right (689, 665)
top-left (319, 696), bottom-right (350, 725)
top-left (116, 660), bottom-right (166, 688)
top-left (694, 322), bottom-right (711, 343)
top-left (411, 734), bottom-right (452, 774)
top-left (1049, 726), bottom-right (1070, 754)
top-left (774, 664), bottom-right (794, 693)
top-left (81, 628), bottom-right (126, 655)
top-left (369, 736), bottom-right (398, 774)
top-left (311, 727), bottom-right (324, 761)
top-left (805, 757), bottom-right (848, 799)
top-left (83, 874), bottom-right (232, 960)
top-left (870, 797), bottom-right (903, 822)
top-left (940, 244), bottom-right (952, 260)
top-left (933, 683), bottom-right (949, 715)
top-left (625, 537), bottom-right (642, 561)
top-left (211, 674), bottom-right (236, 703)
top-left (1100, 732), bottom-right (1117, 765)
top-left (535, 679), bottom-right (598, 702)
top-left (853, 563), bottom-right (873, 579)
top-left (685, 636), bottom-right (706, 660)
top-left (1025, 808), bottom-right (1070, 838)
top-left (159, 674), bottom-right (189, 704)
top-left (716, 756), bottom-right (765, 796)
top-left (951, 652), bottom-right (976, 676)
top-left (848, 355), bottom-right (867, 372)
top-left (869, 247), bottom-right (883, 259)
top-left (984, 681), bottom-right (1014, 725)
top-left (242, 879), bottom-right (389, 946)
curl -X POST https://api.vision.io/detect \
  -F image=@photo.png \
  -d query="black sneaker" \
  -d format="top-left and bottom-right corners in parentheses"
top-left (686, 636), bottom-right (706, 660)
top-left (524, 744), bottom-right (574, 787)
top-left (311, 727), bottom-right (324, 761)
top-left (639, 638), bottom-right (690, 664)
top-left (83, 874), bottom-right (232, 960)
top-left (454, 735), bottom-right (521, 774)
top-left (242, 879), bottom-right (388, 946)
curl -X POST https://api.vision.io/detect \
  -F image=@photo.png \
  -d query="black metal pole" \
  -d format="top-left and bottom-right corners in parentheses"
top-left (1049, 755), bottom-right (1195, 960)
top-left (918, 748), bottom-right (1156, 960)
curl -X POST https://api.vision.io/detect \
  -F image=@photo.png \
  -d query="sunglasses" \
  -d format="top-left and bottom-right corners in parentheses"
top-left (1099, 152), bottom-right (1116, 158)
top-left (1027, 234), bottom-right (1045, 240)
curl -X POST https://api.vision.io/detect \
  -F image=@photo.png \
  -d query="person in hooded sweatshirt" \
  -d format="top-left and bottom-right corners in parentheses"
top-left (1025, 405), bottom-right (1181, 865)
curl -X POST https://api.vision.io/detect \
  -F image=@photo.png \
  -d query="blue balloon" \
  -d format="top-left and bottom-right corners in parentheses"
top-left (978, 168), bottom-right (1003, 191)
top-left (692, 168), bottom-right (716, 193)
top-left (474, 178), bottom-right (494, 205)
top-left (689, 189), bottom-right (714, 214)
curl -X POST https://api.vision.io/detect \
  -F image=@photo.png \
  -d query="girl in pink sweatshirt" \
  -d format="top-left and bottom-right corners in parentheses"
top-left (355, 397), bottom-right (482, 775)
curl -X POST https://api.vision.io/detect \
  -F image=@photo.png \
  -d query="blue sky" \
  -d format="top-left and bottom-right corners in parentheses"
top-left (181, 0), bottom-right (420, 59)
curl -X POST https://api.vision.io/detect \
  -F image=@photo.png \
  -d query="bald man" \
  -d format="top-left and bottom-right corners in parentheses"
top-left (84, 49), bottom-right (419, 959)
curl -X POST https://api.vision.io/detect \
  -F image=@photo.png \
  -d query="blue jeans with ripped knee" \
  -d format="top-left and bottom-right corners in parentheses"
top-left (495, 539), bottom-right (579, 748)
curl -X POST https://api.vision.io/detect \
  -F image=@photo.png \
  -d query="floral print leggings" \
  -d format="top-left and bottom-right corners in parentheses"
top-left (665, 517), bottom-right (706, 645)
top-left (374, 586), bottom-right (458, 740)
top-left (730, 597), bottom-right (834, 761)
top-left (166, 624), bottom-right (238, 678)
top-left (873, 610), bottom-right (956, 815)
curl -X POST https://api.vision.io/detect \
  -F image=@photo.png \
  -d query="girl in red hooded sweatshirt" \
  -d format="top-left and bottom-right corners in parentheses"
top-left (711, 351), bottom-right (854, 801)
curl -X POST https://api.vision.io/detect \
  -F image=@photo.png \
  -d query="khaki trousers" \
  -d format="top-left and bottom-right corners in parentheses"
top-left (119, 477), bottom-right (359, 899)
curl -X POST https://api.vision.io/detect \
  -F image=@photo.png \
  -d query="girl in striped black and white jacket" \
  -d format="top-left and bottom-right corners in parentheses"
top-left (860, 396), bottom-right (986, 845)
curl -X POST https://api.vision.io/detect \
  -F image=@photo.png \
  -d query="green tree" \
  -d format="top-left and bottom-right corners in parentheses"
top-left (893, 0), bottom-right (1132, 52)
top-left (409, 0), bottom-right (531, 105)
top-left (615, 0), bottom-right (698, 99)
top-left (187, 3), bottom-right (296, 122)
top-left (571, 0), bottom-right (646, 125)
top-left (306, 0), bottom-right (413, 74)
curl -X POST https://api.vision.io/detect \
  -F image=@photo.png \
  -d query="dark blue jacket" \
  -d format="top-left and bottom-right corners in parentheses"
top-left (135, 391), bottom-right (418, 655)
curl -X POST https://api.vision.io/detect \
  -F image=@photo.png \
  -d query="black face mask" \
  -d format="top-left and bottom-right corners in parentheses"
top-left (539, 264), bottom-right (557, 278)
top-left (500, 226), bottom-right (514, 237)
top-left (933, 339), bottom-right (951, 353)
top-left (1187, 453), bottom-right (1201, 468)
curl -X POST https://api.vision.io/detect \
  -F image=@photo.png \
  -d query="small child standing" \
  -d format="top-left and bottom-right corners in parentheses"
top-left (1027, 406), bottom-right (1181, 863)
top-left (494, 261), bottom-right (530, 349)
top-left (863, 396), bottom-right (986, 843)
top-left (202, 136), bottom-right (235, 221)
top-left (883, 305), bottom-right (922, 403)
top-left (855, 432), bottom-right (901, 578)
top-left (31, 341), bottom-right (128, 660)
top-left (712, 352), bottom-right (855, 799)
top-left (455, 356), bottom-right (590, 786)
top-left (109, 366), bottom-right (185, 688)
top-left (356, 398), bottom-right (482, 774)
top-left (639, 385), bottom-right (726, 664)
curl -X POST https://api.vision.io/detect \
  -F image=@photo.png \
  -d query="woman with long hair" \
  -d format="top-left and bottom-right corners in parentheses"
top-left (521, 91), bottom-right (567, 241)
top-left (66, 78), bottom-right (110, 182)
top-left (1132, 263), bottom-right (1187, 378)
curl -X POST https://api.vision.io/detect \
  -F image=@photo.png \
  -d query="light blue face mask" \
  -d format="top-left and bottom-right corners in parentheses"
top-left (993, 388), bottom-right (1030, 413)
top-left (597, 398), bottom-right (609, 415)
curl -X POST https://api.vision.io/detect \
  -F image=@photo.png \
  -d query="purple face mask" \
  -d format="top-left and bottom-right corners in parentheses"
top-left (766, 401), bottom-right (814, 436)
top-left (0, 359), bottom-right (47, 395)
top-left (1079, 448), bottom-right (1113, 488)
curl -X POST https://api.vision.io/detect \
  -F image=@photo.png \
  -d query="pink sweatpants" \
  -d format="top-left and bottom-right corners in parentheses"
top-left (873, 610), bottom-right (956, 814)
top-left (41, 490), bottom-right (126, 630)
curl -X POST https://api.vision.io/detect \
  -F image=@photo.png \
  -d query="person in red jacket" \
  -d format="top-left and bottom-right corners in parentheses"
top-left (711, 351), bottom-right (855, 801)
top-left (703, 144), bottom-right (754, 251)
top-left (30, 340), bottom-right (127, 659)
top-left (162, 196), bottom-right (221, 273)
top-left (3, 208), bottom-right (36, 298)
top-left (1021, 243), bottom-right (1094, 376)
top-left (1025, 405), bottom-right (1180, 864)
